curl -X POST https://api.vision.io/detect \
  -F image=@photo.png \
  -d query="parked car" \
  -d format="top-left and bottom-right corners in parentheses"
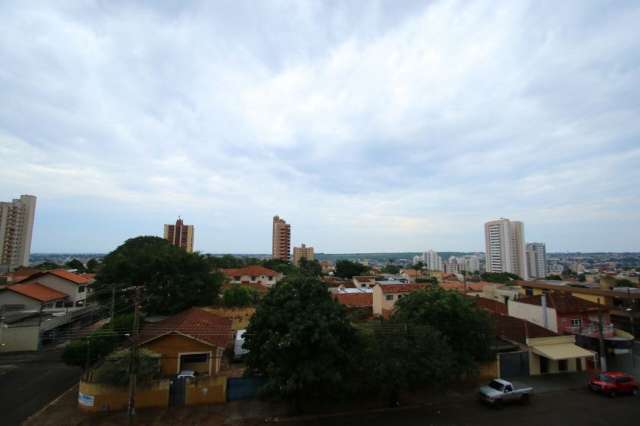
top-left (589, 371), bottom-right (639, 397)
top-left (177, 370), bottom-right (197, 379)
top-left (478, 379), bottom-right (533, 407)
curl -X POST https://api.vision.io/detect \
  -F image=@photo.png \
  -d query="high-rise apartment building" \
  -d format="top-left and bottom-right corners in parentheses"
top-left (484, 218), bottom-right (528, 279)
top-left (0, 194), bottom-right (37, 271)
top-left (272, 215), bottom-right (291, 261)
top-left (423, 250), bottom-right (443, 271)
top-left (526, 242), bottom-right (547, 279)
top-left (164, 217), bottom-right (194, 252)
top-left (292, 243), bottom-right (314, 266)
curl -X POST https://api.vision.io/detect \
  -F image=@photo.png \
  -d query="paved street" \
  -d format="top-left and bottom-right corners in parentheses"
top-left (288, 388), bottom-right (640, 426)
top-left (0, 349), bottom-right (82, 426)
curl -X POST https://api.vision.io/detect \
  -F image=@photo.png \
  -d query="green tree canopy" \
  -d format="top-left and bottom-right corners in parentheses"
top-left (382, 264), bottom-right (401, 274)
top-left (244, 275), bottom-right (359, 403)
top-left (298, 257), bottom-right (322, 277)
top-left (64, 258), bottom-right (86, 273)
top-left (95, 236), bottom-right (222, 315)
top-left (334, 260), bottom-right (370, 279)
top-left (86, 258), bottom-right (101, 273)
top-left (392, 288), bottom-right (493, 374)
top-left (545, 274), bottom-right (563, 280)
top-left (93, 349), bottom-right (161, 386)
top-left (206, 254), bottom-right (245, 269)
top-left (480, 272), bottom-right (521, 284)
top-left (361, 321), bottom-right (454, 404)
top-left (37, 261), bottom-right (61, 270)
top-left (223, 285), bottom-right (261, 307)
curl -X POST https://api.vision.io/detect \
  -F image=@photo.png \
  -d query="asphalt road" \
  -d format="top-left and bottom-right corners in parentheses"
top-left (0, 349), bottom-right (82, 426)
top-left (288, 388), bottom-right (640, 426)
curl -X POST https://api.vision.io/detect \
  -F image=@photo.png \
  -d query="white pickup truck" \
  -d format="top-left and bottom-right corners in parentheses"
top-left (478, 379), bottom-right (533, 407)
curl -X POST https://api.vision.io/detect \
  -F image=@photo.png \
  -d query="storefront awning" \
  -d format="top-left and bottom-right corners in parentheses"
top-left (531, 343), bottom-right (595, 360)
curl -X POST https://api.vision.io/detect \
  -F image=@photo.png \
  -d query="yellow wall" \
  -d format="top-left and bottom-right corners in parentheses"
top-left (572, 293), bottom-right (604, 305)
top-left (185, 376), bottom-right (227, 405)
top-left (142, 334), bottom-right (218, 376)
top-left (78, 380), bottom-right (169, 412)
top-left (477, 359), bottom-right (498, 380)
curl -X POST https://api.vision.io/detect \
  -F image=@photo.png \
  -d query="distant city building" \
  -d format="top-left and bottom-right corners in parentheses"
top-left (423, 250), bottom-right (443, 271)
top-left (446, 256), bottom-right (461, 274)
top-left (462, 255), bottom-right (481, 273)
top-left (0, 195), bottom-right (37, 272)
top-left (292, 243), bottom-right (314, 265)
top-left (164, 217), bottom-right (194, 252)
top-left (484, 218), bottom-right (528, 279)
top-left (272, 215), bottom-right (291, 261)
top-left (526, 242), bottom-right (547, 279)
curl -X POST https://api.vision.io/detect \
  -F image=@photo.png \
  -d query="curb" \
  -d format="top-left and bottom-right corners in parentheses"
top-left (22, 383), bottom-right (78, 426)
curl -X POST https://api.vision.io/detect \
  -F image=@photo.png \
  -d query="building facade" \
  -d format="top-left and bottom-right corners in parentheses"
top-left (164, 217), bottom-right (194, 252)
top-left (0, 195), bottom-right (37, 272)
top-left (292, 243), bottom-right (314, 265)
top-left (526, 242), bottom-right (547, 279)
top-left (272, 215), bottom-right (291, 261)
top-left (415, 249), bottom-right (443, 271)
top-left (484, 218), bottom-right (528, 279)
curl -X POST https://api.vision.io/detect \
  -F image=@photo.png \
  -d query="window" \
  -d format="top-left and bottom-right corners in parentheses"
top-left (558, 360), bottom-right (568, 371)
top-left (55, 301), bottom-right (64, 308)
top-left (78, 286), bottom-right (86, 293)
top-left (571, 319), bottom-right (582, 328)
top-left (181, 353), bottom-right (209, 364)
top-left (234, 276), bottom-right (240, 281)
top-left (251, 276), bottom-right (257, 280)
top-left (385, 295), bottom-right (394, 301)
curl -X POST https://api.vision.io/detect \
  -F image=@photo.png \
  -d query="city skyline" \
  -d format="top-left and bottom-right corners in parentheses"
top-left (1, 1), bottom-right (639, 253)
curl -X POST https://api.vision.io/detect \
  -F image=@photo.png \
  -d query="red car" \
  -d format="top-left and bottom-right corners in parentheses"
top-left (589, 371), bottom-right (639, 397)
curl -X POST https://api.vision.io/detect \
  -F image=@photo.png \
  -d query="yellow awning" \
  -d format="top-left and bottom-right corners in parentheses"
top-left (531, 343), bottom-right (595, 360)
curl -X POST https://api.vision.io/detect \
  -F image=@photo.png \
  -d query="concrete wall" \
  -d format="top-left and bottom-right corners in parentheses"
top-left (508, 300), bottom-right (558, 332)
top-left (372, 285), bottom-right (396, 315)
top-left (78, 380), bottom-right (170, 412)
top-left (0, 324), bottom-right (40, 352)
top-left (185, 376), bottom-right (227, 405)
top-left (141, 334), bottom-right (222, 376)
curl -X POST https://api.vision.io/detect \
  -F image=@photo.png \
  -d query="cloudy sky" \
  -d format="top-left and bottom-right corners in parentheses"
top-left (1, 1), bottom-right (639, 254)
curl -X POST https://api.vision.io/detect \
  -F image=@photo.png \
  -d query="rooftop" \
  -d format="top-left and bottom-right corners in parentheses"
top-left (6, 282), bottom-right (68, 303)
top-left (222, 265), bottom-right (279, 278)
top-left (140, 307), bottom-right (234, 348)
top-left (18, 269), bottom-right (93, 285)
top-left (492, 313), bottom-right (558, 345)
top-left (334, 293), bottom-right (373, 308)
top-left (517, 293), bottom-right (605, 314)
top-left (378, 283), bottom-right (426, 294)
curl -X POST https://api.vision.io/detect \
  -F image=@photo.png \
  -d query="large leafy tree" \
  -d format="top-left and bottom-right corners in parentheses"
top-left (392, 288), bottom-right (493, 374)
top-left (334, 260), bottom-right (369, 278)
top-left (64, 258), bottom-right (86, 272)
top-left (95, 236), bottom-right (222, 315)
top-left (244, 275), bottom-right (359, 405)
top-left (362, 322), bottom-right (454, 405)
top-left (222, 285), bottom-right (260, 307)
top-left (298, 257), bottom-right (322, 277)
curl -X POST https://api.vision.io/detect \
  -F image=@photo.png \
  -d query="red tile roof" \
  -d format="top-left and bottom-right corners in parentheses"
top-left (140, 307), bottom-right (234, 349)
top-left (353, 276), bottom-right (375, 282)
top-left (492, 313), bottom-right (558, 344)
top-left (440, 281), bottom-right (491, 292)
top-left (517, 293), bottom-right (605, 314)
top-left (7, 282), bottom-right (68, 303)
top-left (18, 269), bottom-right (93, 285)
top-left (472, 297), bottom-right (509, 315)
top-left (334, 293), bottom-right (373, 308)
top-left (379, 284), bottom-right (426, 294)
top-left (222, 265), bottom-right (279, 278)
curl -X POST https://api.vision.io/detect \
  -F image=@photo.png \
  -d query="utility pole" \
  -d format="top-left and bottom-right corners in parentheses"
top-left (127, 286), bottom-right (141, 424)
top-left (597, 297), bottom-right (607, 372)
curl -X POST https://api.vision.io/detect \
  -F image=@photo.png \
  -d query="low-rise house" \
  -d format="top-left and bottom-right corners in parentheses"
top-left (17, 269), bottom-right (94, 307)
top-left (353, 276), bottom-right (376, 289)
top-left (493, 313), bottom-right (596, 375)
top-left (334, 292), bottom-right (373, 309)
top-left (480, 283), bottom-right (521, 304)
top-left (222, 265), bottom-right (282, 287)
top-left (372, 283), bottom-right (425, 317)
top-left (0, 282), bottom-right (68, 312)
top-left (139, 307), bottom-right (233, 377)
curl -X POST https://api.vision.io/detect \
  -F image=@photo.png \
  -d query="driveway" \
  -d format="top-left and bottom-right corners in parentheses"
top-left (0, 349), bottom-right (82, 426)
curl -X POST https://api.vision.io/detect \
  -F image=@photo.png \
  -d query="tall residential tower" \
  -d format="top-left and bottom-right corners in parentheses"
top-left (0, 194), bottom-right (37, 271)
top-left (526, 242), bottom-right (547, 279)
top-left (272, 215), bottom-right (291, 261)
top-left (164, 217), bottom-right (194, 252)
top-left (484, 218), bottom-right (528, 279)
